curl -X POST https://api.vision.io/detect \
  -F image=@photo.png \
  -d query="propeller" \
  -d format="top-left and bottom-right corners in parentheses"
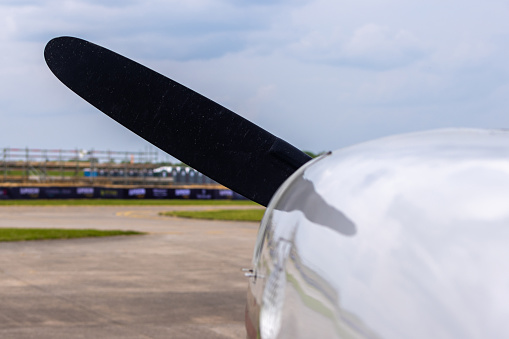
top-left (44, 37), bottom-right (311, 206)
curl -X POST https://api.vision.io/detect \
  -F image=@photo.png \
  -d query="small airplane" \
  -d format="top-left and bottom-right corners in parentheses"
top-left (45, 37), bottom-right (509, 339)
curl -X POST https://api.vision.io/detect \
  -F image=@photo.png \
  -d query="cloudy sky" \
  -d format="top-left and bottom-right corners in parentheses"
top-left (1, 0), bottom-right (509, 162)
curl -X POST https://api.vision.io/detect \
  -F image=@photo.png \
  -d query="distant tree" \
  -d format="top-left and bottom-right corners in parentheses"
top-left (303, 151), bottom-right (325, 158)
top-left (67, 158), bottom-right (90, 162)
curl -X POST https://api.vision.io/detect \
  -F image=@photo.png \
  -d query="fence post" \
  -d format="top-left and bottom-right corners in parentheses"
top-left (75, 148), bottom-right (79, 182)
top-left (91, 149), bottom-right (95, 184)
top-left (2, 148), bottom-right (6, 182)
top-left (59, 149), bottom-right (63, 180)
top-left (43, 149), bottom-right (47, 183)
top-left (124, 152), bottom-right (128, 185)
top-left (25, 147), bottom-right (29, 182)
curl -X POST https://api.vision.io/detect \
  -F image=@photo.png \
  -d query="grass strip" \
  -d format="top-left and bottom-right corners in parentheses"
top-left (161, 209), bottom-right (265, 222)
top-left (0, 199), bottom-right (257, 206)
top-left (3, 171), bottom-right (82, 177)
top-left (0, 228), bottom-right (144, 242)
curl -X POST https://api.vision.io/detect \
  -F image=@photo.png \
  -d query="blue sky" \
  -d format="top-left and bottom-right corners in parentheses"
top-left (1, 0), bottom-right (508, 161)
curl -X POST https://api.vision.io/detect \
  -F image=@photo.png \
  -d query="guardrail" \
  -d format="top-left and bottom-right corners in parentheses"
top-left (1, 147), bottom-right (217, 186)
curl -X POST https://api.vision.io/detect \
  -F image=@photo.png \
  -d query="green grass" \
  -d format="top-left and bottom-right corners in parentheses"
top-left (46, 171), bottom-right (83, 177)
top-left (2, 170), bottom-right (82, 177)
top-left (160, 209), bottom-right (265, 222)
top-left (0, 228), bottom-right (144, 242)
top-left (0, 199), bottom-right (257, 206)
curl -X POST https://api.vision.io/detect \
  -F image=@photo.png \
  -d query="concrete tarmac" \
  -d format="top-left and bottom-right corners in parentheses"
top-left (0, 205), bottom-right (262, 338)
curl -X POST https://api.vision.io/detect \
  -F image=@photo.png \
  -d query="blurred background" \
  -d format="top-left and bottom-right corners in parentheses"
top-left (1, 0), bottom-right (509, 158)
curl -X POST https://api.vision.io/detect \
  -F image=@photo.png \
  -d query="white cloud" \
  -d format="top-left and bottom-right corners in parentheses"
top-left (287, 23), bottom-right (427, 70)
top-left (342, 24), bottom-right (426, 68)
top-left (2, 0), bottom-right (301, 61)
top-left (242, 84), bottom-right (278, 120)
top-left (0, 0), bottom-right (508, 156)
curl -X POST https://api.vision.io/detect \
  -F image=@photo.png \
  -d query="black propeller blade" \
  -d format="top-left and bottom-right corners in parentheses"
top-left (44, 37), bottom-right (311, 206)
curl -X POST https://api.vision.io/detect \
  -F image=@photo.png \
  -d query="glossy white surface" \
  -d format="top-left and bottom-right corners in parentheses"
top-left (249, 129), bottom-right (509, 339)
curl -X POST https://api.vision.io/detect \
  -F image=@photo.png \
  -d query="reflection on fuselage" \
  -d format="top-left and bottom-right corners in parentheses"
top-left (248, 129), bottom-right (509, 339)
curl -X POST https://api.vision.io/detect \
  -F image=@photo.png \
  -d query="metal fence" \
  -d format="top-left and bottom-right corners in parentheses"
top-left (1, 147), bottom-right (217, 186)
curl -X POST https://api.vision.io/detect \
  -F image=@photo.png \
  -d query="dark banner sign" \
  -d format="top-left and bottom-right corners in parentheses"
top-left (174, 188), bottom-right (191, 199)
top-left (10, 187), bottom-right (41, 199)
top-left (214, 189), bottom-right (234, 200)
top-left (0, 188), bottom-right (9, 199)
top-left (192, 189), bottom-right (213, 200)
top-left (127, 188), bottom-right (146, 199)
top-left (97, 187), bottom-right (125, 199)
top-left (42, 187), bottom-right (76, 199)
top-left (148, 188), bottom-right (173, 199)
top-left (4, 186), bottom-right (247, 201)
top-left (76, 187), bottom-right (95, 198)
